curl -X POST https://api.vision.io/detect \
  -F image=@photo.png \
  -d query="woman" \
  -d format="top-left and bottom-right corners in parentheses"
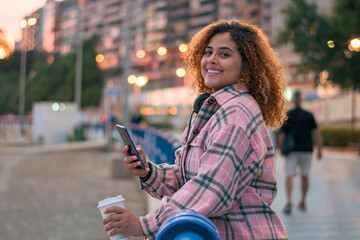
top-left (102, 20), bottom-right (288, 240)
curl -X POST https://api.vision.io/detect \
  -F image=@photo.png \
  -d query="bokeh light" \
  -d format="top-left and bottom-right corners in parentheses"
top-left (327, 40), bottom-right (335, 48)
top-left (136, 76), bottom-right (148, 87)
top-left (136, 50), bottom-right (146, 58)
top-left (349, 38), bottom-right (360, 52)
top-left (127, 75), bottom-right (137, 84)
top-left (178, 43), bottom-right (188, 53)
top-left (157, 47), bottom-right (167, 56)
top-left (51, 102), bottom-right (60, 112)
top-left (176, 68), bottom-right (186, 77)
top-left (95, 54), bottom-right (104, 63)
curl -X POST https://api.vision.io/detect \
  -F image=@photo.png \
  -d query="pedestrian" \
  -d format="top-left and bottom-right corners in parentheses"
top-left (279, 90), bottom-right (323, 214)
top-left (102, 19), bottom-right (288, 239)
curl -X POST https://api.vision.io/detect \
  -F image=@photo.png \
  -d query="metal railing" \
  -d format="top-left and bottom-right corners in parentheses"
top-left (127, 124), bottom-right (181, 165)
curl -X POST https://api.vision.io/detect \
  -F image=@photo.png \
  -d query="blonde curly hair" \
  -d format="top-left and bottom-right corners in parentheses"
top-left (184, 19), bottom-right (287, 128)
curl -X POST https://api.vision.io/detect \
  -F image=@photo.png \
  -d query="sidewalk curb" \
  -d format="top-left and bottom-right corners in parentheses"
top-left (0, 140), bottom-right (107, 155)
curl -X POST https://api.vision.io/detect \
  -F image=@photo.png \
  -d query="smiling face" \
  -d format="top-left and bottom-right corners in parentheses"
top-left (200, 32), bottom-right (243, 92)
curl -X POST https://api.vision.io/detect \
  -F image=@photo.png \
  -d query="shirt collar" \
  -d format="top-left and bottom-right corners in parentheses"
top-left (211, 83), bottom-right (249, 105)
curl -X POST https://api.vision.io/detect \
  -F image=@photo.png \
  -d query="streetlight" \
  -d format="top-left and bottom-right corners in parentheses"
top-left (136, 49), bottom-right (146, 58)
top-left (19, 17), bottom-right (37, 138)
top-left (178, 43), bottom-right (188, 53)
top-left (127, 75), bottom-right (148, 104)
top-left (176, 68), bottom-right (186, 77)
top-left (157, 46), bottom-right (167, 56)
top-left (347, 37), bottom-right (359, 128)
top-left (75, 0), bottom-right (85, 110)
top-left (348, 37), bottom-right (360, 52)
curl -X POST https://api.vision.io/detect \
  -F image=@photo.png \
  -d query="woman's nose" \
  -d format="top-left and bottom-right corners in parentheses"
top-left (207, 54), bottom-right (218, 64)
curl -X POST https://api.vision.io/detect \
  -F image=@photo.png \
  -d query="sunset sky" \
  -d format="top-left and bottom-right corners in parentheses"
top-left (0, 0), bottom-right (46, 49)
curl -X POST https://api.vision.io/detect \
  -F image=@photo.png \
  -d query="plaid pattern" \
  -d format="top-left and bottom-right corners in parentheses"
top-left (140, 84), bottom-right (288, 240)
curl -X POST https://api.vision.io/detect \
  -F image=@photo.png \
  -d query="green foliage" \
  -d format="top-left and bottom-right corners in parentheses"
top-left (321, 127), bottom-right (360, 147)
top-left (277, 0), bottom-right (360, 91)
top-left (0, 35), bottom-right (104, 115)
top-left (69, 125), bottom-right (87, 142)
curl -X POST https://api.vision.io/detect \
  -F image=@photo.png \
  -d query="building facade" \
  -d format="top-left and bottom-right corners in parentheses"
top-left (20, 0), bottom-right (350, 127)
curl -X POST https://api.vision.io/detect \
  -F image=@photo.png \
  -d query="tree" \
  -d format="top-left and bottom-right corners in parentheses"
top-left (0, 29), bottom-right (11, 59)
top-left (0, 35), bottom-right (104, 115)
top-left (277, 0), bottom-right (360, 127)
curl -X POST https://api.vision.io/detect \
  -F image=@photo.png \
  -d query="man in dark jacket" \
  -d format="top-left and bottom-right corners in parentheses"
top-left (279, 90), bottom-right (323, 214)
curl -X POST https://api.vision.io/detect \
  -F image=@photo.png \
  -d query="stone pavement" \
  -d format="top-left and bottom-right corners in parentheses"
top-left (272, 150), bottom-right (360, 240)
top-left (1, 141), bottom-right (359, 240)
top-left (0, 142), bottom-right (147, 240)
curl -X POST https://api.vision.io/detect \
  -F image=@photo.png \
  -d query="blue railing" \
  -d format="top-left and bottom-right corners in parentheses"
top-left (156, 212), bottom-right (220, 240)
top-left (128, 124), bottom-right (181, 165)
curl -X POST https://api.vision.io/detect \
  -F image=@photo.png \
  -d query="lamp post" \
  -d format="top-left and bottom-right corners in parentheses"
top-left (348, 37), bottom-right (359, 128)
top-left (121, 0), bottom-right (131, 126)
top-left (75, 0), bottom-right (85, 110)
top-left (19, 17), bottom-right (36, 138)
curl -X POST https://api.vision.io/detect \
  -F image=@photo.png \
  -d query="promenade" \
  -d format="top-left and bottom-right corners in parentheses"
top-left (273, 150), bottom-right (360, 240)
top-left (0, 141), bottom-right (359, 240)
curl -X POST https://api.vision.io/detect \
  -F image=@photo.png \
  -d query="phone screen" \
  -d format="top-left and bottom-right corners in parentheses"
top-left (116, 124), bottom-right (146, 170)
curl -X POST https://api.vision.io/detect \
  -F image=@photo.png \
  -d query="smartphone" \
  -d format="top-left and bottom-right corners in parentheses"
top-left (116, 124), bottom-right (146, 170)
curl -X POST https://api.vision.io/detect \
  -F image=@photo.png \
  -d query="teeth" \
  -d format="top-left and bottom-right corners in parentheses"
top-left (208, 69), bottom-right (221, 73)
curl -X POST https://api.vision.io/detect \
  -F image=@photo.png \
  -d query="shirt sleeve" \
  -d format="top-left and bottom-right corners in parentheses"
top-left (140, 124), bottom-right (265, 239)
top-left (309, 112), bottom-right (317, 130)
top-left (140, 161), bottom-right (182, 200)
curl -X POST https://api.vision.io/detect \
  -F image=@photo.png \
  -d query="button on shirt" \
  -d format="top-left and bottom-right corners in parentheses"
top-left (140, 84), bottom-right (288, 240)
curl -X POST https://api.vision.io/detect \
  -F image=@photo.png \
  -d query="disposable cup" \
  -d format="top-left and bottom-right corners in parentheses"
top-left (98, 195), bottom-right (131, 240)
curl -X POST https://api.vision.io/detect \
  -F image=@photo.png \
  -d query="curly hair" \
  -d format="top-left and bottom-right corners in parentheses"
top-left (184, 19), bottom-right (287, 128)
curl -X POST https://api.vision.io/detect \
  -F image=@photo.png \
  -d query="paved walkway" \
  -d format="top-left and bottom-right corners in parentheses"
top-left (0, 143), bottom-right (146, 240)
top-left (1, 142), bottom-right (359, 240)
top-left (272, 150), bottom-right (360, 240)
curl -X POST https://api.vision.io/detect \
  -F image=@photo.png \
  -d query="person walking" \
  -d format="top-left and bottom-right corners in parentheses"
top-left (102, 20), bottom-right (288, 239)
top-left (279, 90), bottom-right (323, 214)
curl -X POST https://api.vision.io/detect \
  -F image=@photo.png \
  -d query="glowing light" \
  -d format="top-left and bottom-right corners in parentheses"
top-left (95, 54), bottom-right (104, 63)
top-left (284, 88), bottom-right (293, 102)
top-left (136, 49), bottom-right (146, 58)
top-left (169, 107), bottom-right (178, 115)
top-left (178, 44), bottom-right (188, 53)
top-left (141, 107), bottom-right (154, 115)
top-left (127, 75), bottom-right (137, 84)
top-left (349, 38), bottom-right (360, 52)
top-left (52, 103), bottom-right (60, 112)
top-left (157, 47), bottom-right (167, 56)
top-left (27, 18), bottom-right (37, 26)
top-left (20, 19), bottom-right (27, 29)
top-left (176, 68), bottom-right (186, 77)
top-left (59, 103), bottom-right (66, 111)
top-left (0, 47), bottom-right (6, 59)
top-left (136, 76), bottom-right (148, 87)
top-left (327, 40), bottom-right (335, 48)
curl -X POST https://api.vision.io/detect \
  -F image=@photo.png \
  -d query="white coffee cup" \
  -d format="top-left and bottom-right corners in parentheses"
top-left (98, 195), bottom-right (131, 240)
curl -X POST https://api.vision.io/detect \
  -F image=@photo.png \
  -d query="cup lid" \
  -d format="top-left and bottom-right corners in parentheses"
top-left (97, 195), bottom-right (125, 208)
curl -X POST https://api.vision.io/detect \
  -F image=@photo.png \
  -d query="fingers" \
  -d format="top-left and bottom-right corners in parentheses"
top-left (122, 145), bottom-right (150, 177)
top-left (122, 145), bottom-right (131, 157)
top-left (103, 206), bottom-right (125, 215)
top-left (102, 208), bottom-right (129, 233)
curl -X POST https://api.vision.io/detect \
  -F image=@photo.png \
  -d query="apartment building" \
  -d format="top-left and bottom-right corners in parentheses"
top-left (21, 0), bottom-right (341, 125)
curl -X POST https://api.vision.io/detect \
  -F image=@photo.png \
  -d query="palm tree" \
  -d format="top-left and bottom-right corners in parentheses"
top-left (0, 29), bottom-right (11, 59)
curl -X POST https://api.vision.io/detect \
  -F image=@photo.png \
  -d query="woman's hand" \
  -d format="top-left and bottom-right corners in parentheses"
top-left (102, 206), bottom-right (144, 237)
top-left (123, 145), bottom-right (150, 178)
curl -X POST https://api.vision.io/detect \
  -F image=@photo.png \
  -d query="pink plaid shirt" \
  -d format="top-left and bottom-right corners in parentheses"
top-left (140, 84), bottom-right (288, 239)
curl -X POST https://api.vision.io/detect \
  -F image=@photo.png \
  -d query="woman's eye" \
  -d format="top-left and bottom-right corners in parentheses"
top-left (204, 50), bottom-right (212, 56)
top-left (219, 52), bottom-right (230, 58)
